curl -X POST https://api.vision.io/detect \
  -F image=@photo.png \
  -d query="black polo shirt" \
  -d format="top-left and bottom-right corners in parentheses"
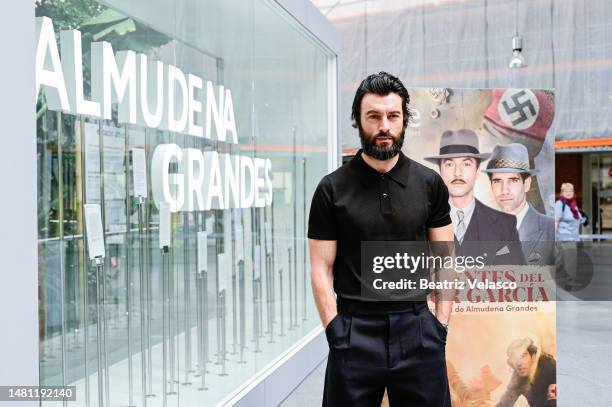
top-left (308, 149), bottom-right (451, 303)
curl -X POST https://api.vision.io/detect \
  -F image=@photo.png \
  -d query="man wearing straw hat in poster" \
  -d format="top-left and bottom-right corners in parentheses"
top-left (425, 129), bottom-right (525, 265)
top-left (483, 143), bottom-right (555, 266)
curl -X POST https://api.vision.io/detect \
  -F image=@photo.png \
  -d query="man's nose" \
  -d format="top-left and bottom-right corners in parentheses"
top-left (379, 116), bottom-right (391, 132)
top-left (453, 164), bottom-right (463, 177)
top-left (502, 181), bottom-right (511, 194)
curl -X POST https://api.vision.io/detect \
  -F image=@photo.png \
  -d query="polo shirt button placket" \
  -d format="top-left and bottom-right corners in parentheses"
top-left (380, 175), bottom-right (392, 214)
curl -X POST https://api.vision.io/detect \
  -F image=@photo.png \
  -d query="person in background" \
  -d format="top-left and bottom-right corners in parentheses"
top-left (555, 182), bottom-right (585, 240)
top-left (555, 182), bottom-right (586, 289)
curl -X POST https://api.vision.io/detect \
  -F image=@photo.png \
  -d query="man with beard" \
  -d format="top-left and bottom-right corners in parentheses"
top-left (308, 71), bottom-right (455, 406)
top-left (425, 130), bottom-right (525, 265)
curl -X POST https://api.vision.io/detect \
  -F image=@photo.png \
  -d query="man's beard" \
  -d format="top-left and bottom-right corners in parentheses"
top-left (359, 127), bottom-right (405, 161)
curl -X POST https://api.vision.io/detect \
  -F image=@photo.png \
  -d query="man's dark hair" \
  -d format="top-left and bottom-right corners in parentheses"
top-left (487, 172), bottom-right (531, 182)
top-left (351, 71), bottom-right (412, 129)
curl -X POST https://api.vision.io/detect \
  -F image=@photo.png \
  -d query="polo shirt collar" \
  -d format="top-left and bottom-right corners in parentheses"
top-left (351, 149), bottom-right (408, 188)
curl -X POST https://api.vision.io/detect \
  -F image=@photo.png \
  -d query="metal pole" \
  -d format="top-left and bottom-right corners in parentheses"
top-left (288, 246), bottom-right (294, 329)
top-left (278, 264), bottom-right (285, 337)
top-left (183, 214), bottom-right (193, 384)
top-left (195, 267), bottom-right (203, 379)
top-left (203, 267), bottom-right (210, 364)
top-left (253, 278), bottom-right (261, 353)
top-left (215, 214), bottom-right (222, 366)
top-left (219, 290), bottom-right (228, 376)
top-left (168, 255), bottom-right (177, 395)
top-left (79, 118), bottom-right (90, 407)
top-left (174, 245), bottom-right (181, 387)
top-left (94, 258), bottom-right (106, 407)
top-left (302, 157), bottom-right (307, 321)
top-left (145, 210), bottom-right (154, 398)
top-left (124, 128), bottom-right (135, 407)
top-left (263, 219), bottom-right (272, 338)
top-left (136, 199), bottom-right (147, 407)
top-left (198, 270), bottom-right (208, 390)
top-left (238, 260), bottom-right (247, 364)
top-left (231, 212), bottom-right (238, 355)
top-left (59, 241), bottom-right (69, 407)
top-left (270, 203), bottom-right (276, 328)
top-left (57, 111), bottom-right (68, 407)
top-left (267, 253), bottom-right (275, 344)
top-left (84, 257), bottom-right (91, 407)
top-left (161, 247), bottom-right (168, 407)
top-left (292, 122), bottom-right (298, 328)
top-left (101, 259), bottom-right (110, 407)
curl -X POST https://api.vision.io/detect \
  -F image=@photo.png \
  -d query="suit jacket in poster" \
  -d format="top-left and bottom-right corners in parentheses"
top-left (519, 204), bottom-right (555, 266)
top-left (457, 199), bottom-right (526, 265)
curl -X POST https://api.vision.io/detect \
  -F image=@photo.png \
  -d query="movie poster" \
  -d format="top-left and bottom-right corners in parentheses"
top-left (407, 87), bottom-right (557, 406)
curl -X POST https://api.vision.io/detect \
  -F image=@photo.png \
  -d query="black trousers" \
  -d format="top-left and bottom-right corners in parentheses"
top-left (322, 301), bottom-right (451, 407)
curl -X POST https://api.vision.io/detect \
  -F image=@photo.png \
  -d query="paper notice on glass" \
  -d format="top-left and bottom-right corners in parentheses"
top-left (218, 253), bottom-right (227, 292)
top-left (235, 225), bottom-right (244, 263)
top-left (159, 202), bottom-right (171, 249)
top-left (84, 122), bottom-right (101, 203)
top-left (254, 245), bottom-right (261, 281)
top-left (131, 147), bottom-right (148, 198)
top-left (84, 204), bottom-right (105, 260)
top-left (264, 221), bottom-right (272, 254)
top-left (197, 231), bottom-right (207, 273)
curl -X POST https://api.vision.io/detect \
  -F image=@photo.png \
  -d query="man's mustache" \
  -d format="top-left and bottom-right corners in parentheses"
top-left (373, 131), bottom-right (396, 139)
top-left (451, 179), bottom-right (466, 184)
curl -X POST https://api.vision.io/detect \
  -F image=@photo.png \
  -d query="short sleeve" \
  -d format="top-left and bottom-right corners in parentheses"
top-left (307, 176), bottom-right (338, 240)
top-left (426, 173), bottom-right (452, 228)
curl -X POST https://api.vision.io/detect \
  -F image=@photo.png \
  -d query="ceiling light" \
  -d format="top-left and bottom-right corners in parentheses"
top-left (509, 35), bottom-right (526, 69)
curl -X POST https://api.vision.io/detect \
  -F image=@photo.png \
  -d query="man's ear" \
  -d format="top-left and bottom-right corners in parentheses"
top-left (524, 176), bottom-right (532, 193)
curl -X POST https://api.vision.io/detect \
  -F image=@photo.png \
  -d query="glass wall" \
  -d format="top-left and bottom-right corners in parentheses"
top-left (35, 0), bottom-right (336, 405)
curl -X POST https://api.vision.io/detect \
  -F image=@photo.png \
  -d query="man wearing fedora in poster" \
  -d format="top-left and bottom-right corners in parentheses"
top-left (426, 129), bottom-right (525, 265)
top-left (483, 143), bottom-right (555, 266)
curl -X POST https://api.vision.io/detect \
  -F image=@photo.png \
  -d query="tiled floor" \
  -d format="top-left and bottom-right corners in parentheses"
top-left (556, 301), bottom-right (612, 406)
top-left (282, 243), bottom-right (612, 406)
top-left (279, 356), bottom-right (326, 407)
